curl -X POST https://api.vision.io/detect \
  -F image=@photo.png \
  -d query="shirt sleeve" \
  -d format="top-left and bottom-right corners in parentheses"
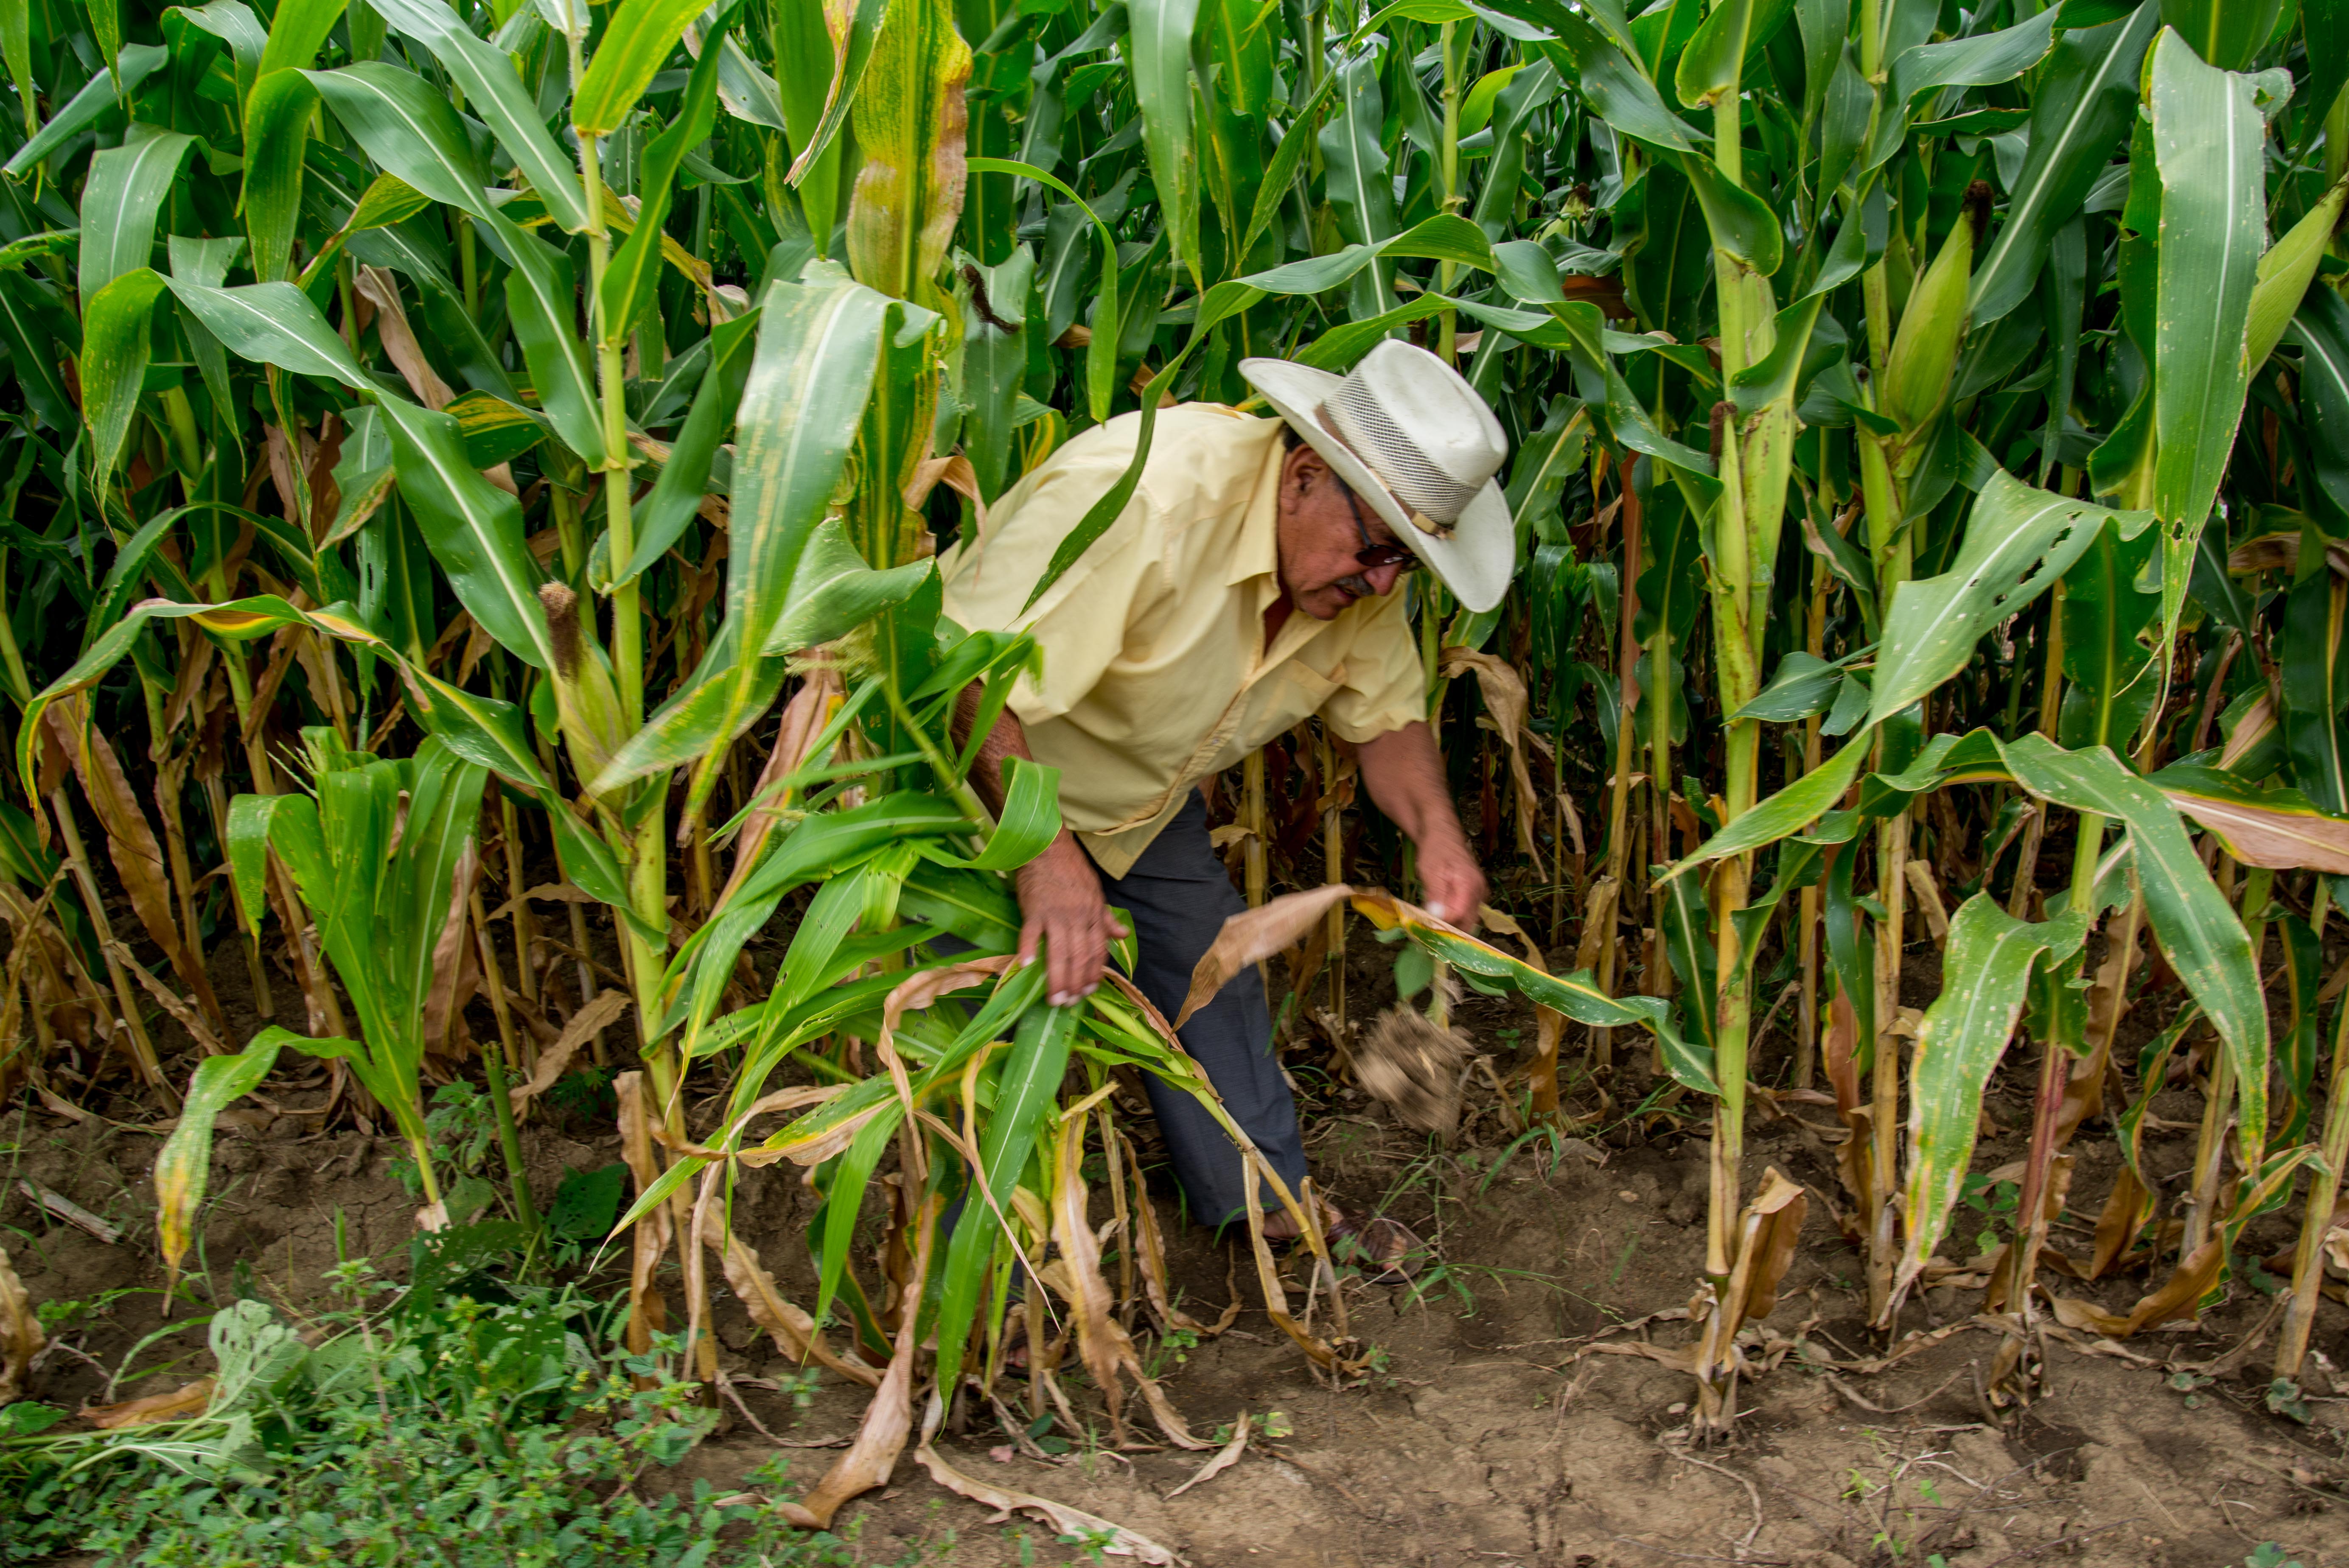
top-left (938, 450), bottom-right (1163, 727)
top-left (1319, 586), bottom-right (1428, 742)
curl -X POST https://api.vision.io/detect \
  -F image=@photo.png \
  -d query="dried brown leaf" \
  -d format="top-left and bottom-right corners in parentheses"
top-left (695, 1203), bottom-right (881, 1389)
top-left (2051, 1238), bottom-right (2223, 1336)
top-left (82, 1378), bottom-right (214, 1428)
top-left (720, 667), bottom-right (846, 903)
top-left (1164, 1409), bottom-right (1247, 1498)
top-left (1440, 647), bottom-right (1546, 874)
top-left (776, 1209), bottom-right (933, 1530)
top-left (914, 1447), bottom-right (1183, 1564)
top-left (614, 1071), bottom-right (674, 1356)
top-left (355, 265), bottom-right (456, 410)
top-left (2160, 787), bottom-right (2349, 874)
top-left (54, 701), bottom-right (222, 1026)
top-left (506, 989), bottom-right (631, 1112)
top-left (1174, 884), bottom-right (1356, 1029)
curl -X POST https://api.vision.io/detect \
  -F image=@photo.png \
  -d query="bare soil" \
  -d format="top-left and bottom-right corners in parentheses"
top-left (10, 927), bottom-right (2349, 1568)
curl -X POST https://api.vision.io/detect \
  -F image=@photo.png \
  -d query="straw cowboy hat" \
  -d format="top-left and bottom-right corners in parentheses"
top-left (1241, 339), bottom-right (1515, 613)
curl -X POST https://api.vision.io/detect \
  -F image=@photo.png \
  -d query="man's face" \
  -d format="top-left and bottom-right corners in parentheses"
top-left (1274, 443), bottom-right (1415, 621)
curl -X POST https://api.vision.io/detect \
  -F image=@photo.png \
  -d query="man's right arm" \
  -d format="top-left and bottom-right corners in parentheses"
top-left (954, 685), bottom-right (1126, 1005)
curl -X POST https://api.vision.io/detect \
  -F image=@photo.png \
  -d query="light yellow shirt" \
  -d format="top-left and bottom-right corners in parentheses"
top-left (937, 405), bottom-right (1427, 878)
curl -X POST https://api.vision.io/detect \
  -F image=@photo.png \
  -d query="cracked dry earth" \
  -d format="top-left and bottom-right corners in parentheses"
top-left (18, 1075), bottom-right (2349, 1568)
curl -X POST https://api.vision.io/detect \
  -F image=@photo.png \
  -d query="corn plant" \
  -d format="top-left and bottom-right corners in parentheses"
top-left (10, 0), bottom-right (2349, 1506)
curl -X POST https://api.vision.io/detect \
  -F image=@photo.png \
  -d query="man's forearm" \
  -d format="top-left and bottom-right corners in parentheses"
top-left (1355, 722), bottom-right (1469, 851)
top-left (953, 682), bottom-right (1032, 817)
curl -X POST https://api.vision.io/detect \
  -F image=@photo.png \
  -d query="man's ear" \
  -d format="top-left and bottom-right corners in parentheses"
top-left (1281, 439), bottom-right (1330, 496)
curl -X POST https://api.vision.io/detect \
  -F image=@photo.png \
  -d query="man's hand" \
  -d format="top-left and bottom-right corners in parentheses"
top-left (1015, 833), bottom-right (1131, 1005)
top-left (1415, 834), bottom-right (1487, 930)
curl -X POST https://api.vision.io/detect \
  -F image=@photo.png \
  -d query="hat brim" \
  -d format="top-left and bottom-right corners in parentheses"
top-left (1240, 356), bottom-right (1516, 613)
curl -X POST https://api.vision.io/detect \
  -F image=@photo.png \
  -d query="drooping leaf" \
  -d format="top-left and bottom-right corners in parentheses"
top-left (1897, 897), bottom-right (2091, 1295)
top-left (77, 131), bottom-right (195, 299)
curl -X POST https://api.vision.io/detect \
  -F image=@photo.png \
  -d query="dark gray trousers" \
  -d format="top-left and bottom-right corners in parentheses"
top-left (1092, 791), bottom-right (1311, 1227)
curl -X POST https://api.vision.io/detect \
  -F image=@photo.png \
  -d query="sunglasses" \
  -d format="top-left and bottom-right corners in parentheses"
top-left (1340, 483), bottom-right (1419, 574)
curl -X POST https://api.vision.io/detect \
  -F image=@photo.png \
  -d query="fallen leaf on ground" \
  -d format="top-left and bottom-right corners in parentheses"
top-left (1165, 1410), bottom-right (1248, 1498)
top-left (82, 1378), bottom-right (214, 1428)
top-left (916, 1445), bottom-right (1183, 1564)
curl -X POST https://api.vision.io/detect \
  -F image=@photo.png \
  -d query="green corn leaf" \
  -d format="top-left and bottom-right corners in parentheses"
top-left (1320, 53), bottom-right (1400, 314)
top-left (762, 518), bottom-right (937, 655)
top-left (173, 2), bottom-right (269, 106)
top-left (673, 266), bottom-right (891, 775)
top-left (600, 13), bottom-right (724, 345)
top-left (2289, 289), bottom-right (2349, 529)
top-left (305, 61), bottom-right (491, 218)
top-left (2300, 0), bottom-right (2349, 163)
top-left (78, 131), bottom-right (195, 298)
top-left (2147, 28), bottom-right (2266, 643)
top-left (1895, 896), bottom-right (2092, 1296)
top-left (226, 792), bottom-right (313, 932)
top-left (969, 158), bottom-right (1121, 421)
top-left (1869, 472), bottom-right (2147, 727)
top-left (1483, 0), bottom-right (1709, 153)
top-left (1128, 0), bottom-right (1205, 290)
top-left (931, 1002), bottom-right (1079, 1393)
top-left (1861, 8), bottom-right (2059, 176)
top-left (1999, 732), bottom-right (2271, 1167)
top-left (1673, 0), bottom-right (1794, 109)
top-left (155, 1032), bottom-right (292, 1277)
top-left (479, 210), bottom-right (608, 465)
top-left (243, 71), bottom-right (317, 283)
top-left (0, 0), bottom-right (33, 138)
top-left (1240, 63), bottom-right (1343, 262)
top-left (573, 0), bottom-right (709, 135)
top-left (958, 756), bottom-right (1062, 872)
top-left (162, 277), bottom-right (374, 387)
top-left (346, 172), bottom-right (437, 233)
top-left (1969, 5), bottom-right (2158, 328)
top-left (841, 0), bottom-right (967, 302)
top-left (2160, 0), bottom-right (2285, 70)
top-left (1665, 737), bottom-right (1869, 876)
top-left (617, 309), bottom-right (763, 587)
top-left (2278, 571), bottom-right (2349, 813)
top-left (255, 0), bottom-right (350, 81)
top-left (1673, 150), bottom-right (1781, 275)
top-left (2055, 518), bottom-right (2160, 753)
top-left (79, 267), bottom-right (168, 498)
top-left (367, 0), bottom-right (592, 233)
top-left (377, 397), bottom-right (559, 671)
top-left (2, 42), bottom-right (168, 179)
top-left (784, 0), bottom-right (887, 185)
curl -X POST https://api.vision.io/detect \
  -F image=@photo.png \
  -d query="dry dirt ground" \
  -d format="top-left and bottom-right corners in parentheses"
top-left (9, 936), bottom-right (2349, 1568)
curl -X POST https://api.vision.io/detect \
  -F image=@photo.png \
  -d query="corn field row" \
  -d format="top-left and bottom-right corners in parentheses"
top-left (1, 0), bottom-right (2347, 1519)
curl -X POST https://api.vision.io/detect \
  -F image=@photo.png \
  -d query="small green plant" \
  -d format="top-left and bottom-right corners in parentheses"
top-left (1959, 1175), bottom-right (2021, 1257)
top-left (1143, 1326), bottom-right (1200, 1380)
top-left (2247, 1546), bottom-right (2304, 1568)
